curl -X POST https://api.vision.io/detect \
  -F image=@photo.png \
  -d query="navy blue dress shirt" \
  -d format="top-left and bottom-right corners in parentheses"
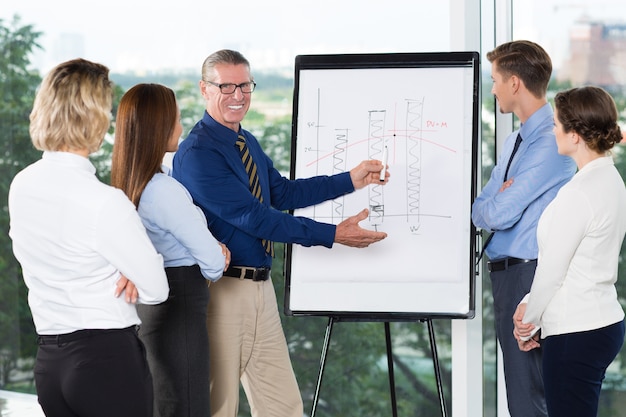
top-left (172, 112), bottom-right (355, 268)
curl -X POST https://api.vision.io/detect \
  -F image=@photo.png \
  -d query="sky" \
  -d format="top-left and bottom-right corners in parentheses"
top-left (1, 0), bottom-right (450, 74)
top-left (2, 0), bottom-right (626, 75)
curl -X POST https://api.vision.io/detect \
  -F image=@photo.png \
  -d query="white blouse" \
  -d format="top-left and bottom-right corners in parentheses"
top-left (522, 156), bottom-right (626, 337)
top-left (9, 151), bottom-right (169, 335)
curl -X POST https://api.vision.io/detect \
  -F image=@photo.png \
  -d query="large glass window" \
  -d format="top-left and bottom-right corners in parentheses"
top-left (3, 1), bottom-right (626, 416)
top-left (1, 2), bottom-right (454, 417)
top-left (492, 1), bottom-right (626, 416)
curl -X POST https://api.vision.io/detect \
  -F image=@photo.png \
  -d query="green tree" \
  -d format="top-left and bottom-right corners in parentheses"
top-left (170, 79), bottom-right (205, 138)
top-left (0, 15), bottom-right (42, 391)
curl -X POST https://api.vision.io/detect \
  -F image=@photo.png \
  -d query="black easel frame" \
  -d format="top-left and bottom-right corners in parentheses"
top-left (285, 51), bottom-right (480, 320)
top-left (310, 317), bottom-right (447, 417)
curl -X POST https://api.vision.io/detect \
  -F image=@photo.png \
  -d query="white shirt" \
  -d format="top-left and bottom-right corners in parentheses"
top-left (138, 171), bottom-right (225, 281)
top-left (8, 151), bottom-right (169, 335)
top-left (522, 156), bottom-right (626, 337)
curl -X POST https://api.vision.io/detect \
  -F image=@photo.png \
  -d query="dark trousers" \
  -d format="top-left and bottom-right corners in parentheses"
top-left (543, 320), bottom-right (625, 417)
top-left (137, 265), bottom-right (210, 417)
top-left (34, 326), bottom-right (153, 417)
top-left (490, 260), bottom-right (547, 417)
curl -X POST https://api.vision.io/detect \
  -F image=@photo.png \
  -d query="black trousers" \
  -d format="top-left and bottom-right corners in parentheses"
top-left (137, 265), bottom-right (210, 417)
top-left (35, 326), bottom-right (153, 417)
top-left (543, 320), bottom-right (625, 417)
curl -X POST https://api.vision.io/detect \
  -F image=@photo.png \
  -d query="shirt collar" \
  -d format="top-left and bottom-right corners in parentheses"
top-left (519, 102), bottom-right (553, 142)
top-left (42, 151), bottom-right (96, 175)
top-left (578, 154), bottom-right (614, 174)
top-left (201, 111), bottom-right (246, 146)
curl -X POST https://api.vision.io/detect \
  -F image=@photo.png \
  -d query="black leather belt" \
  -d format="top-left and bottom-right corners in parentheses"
top-left (224, 266), bottom-right (271, 281)
top-left (37, 326), bottom-right (137, 346)
top-left (487, 257), bottom-right (536, 272)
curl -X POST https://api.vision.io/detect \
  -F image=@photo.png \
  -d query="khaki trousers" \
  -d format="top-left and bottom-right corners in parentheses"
top-left (207, 276), bottom-right (303, 417)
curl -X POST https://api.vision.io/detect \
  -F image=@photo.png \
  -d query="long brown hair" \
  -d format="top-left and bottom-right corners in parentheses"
top-left (111, 83), bottom-right (177, 207)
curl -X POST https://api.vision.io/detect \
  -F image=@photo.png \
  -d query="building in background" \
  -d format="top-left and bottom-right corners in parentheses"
top-left (558, 17), bottom-right (626, 92)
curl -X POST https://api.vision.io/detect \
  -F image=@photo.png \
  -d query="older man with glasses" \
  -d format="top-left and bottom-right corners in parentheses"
top-left (172, 49), bottom-right (389, 417)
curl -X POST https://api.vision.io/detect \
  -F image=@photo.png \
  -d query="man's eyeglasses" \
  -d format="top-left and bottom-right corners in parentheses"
top-left (204, 80), bottom-right (256, 94)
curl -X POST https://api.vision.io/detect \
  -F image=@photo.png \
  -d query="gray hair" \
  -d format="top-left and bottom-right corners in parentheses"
top-left (201, 49), bottom-right (251, 82)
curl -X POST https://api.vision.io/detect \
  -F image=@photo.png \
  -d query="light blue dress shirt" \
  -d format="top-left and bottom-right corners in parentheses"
top-left (472, 103), bottom-right (577, 260)
top-left (138, 168), bottom-right (225, 281)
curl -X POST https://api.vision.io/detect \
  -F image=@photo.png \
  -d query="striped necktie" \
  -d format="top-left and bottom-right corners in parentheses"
top-left (236, 134), bottom-right (274, 257)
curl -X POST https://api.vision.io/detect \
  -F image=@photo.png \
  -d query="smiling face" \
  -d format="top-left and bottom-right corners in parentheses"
top-left (200, 63), bottom-right (252, 132)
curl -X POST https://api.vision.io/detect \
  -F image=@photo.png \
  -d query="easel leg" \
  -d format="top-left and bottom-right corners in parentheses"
top-left (427, 318), bottom-right (448, 417)
top-left (385, 322), bottom-right (398, 417)
top-left (311, 316), bottom-right (335, 417)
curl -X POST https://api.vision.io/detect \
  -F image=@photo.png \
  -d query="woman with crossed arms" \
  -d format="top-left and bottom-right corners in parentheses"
top-left (9, 59), bottom-right (169, 417)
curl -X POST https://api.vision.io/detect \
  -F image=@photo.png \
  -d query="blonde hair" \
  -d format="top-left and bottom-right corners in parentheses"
top-left (29, 58), bottom-right (113, 154)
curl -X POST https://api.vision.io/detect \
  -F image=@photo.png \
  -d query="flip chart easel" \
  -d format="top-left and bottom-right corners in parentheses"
top-left (286, 51), bottom-right (480, 318)
top-left (310, 317), bottom-right (447, 417)
top-left (285, 51), bottom-right (480, 416)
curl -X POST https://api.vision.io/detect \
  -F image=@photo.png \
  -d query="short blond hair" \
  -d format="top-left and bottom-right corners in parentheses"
top-left (29, 58), bottom-right (113, 154)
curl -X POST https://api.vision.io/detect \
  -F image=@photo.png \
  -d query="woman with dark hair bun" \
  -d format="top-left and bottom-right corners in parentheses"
top-left (514, 86), bottom-right (626, 417)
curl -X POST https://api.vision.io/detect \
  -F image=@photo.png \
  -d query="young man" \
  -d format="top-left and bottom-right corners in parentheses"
top-left (172, 49), bottom-right (388, 417)
top-left (471, 40), bottom-right (576, 417)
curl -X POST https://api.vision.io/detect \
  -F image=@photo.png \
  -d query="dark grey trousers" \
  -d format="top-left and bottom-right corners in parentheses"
top-left (490, 260), bottom-right (547, 417)
top-left (137, 265), bottom-right (210, 417)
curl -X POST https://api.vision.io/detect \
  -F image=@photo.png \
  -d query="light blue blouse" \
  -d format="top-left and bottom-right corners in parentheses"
top-left (138, 168), bottom-right (225, 281)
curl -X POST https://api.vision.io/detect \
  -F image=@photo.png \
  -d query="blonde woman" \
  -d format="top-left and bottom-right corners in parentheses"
top-left (8, 59), bottom-right (168, 417)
